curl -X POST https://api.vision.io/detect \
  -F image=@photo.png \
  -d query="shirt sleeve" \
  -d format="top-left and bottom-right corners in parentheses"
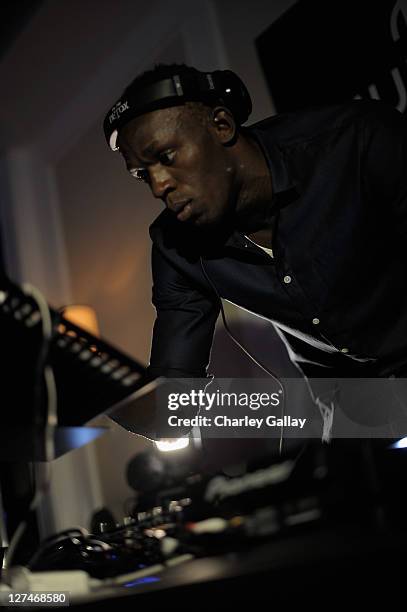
top-left (147, 243), bottom-right (220, 379)
top-left (361, 101), bottom-right (407, 236)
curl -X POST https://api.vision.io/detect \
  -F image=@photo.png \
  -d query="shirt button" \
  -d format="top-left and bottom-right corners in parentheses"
top-left (312, 318), bottom-right (320, 325)
top-left (340, 348), bottom-right (349, 354)
top-left (283, 275), bottom-right (292, 284)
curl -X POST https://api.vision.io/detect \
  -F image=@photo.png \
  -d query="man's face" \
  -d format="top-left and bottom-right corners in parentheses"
top-left (117, 105), bottom-right (237, 228)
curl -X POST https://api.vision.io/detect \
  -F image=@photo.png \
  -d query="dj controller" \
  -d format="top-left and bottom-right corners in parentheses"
top-left (0, 438), bottom-right (405, 607)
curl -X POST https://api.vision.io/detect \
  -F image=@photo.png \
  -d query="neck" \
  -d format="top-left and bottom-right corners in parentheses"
top-left (232, 132), bottom-right (274, 235)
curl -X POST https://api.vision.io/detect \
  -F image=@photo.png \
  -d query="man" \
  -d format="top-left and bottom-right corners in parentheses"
top-left (104, 63), bottom-right (407, 436)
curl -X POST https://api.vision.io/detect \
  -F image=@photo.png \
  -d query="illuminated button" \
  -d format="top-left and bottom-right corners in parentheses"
top-left (283, 275), bottom-right (292, 284)
top-left (70, 342), bottom-right (82, 353)
top-left (122, 373), bottom-right (141, 386)
top-left (90, 356), bottom-right (103, 367)
top-left (101, 359), bottom-right (120, 373)
top-left (340, 348), bottom-right (349, 354)
top-left (111, 366), bottom-right (130, 380)
top-left (312, 318), bottom-right (320, 325)
top-left (25, 311), bottom-right (41, 327)
top-left (20, 304), bottom-right (33, 316)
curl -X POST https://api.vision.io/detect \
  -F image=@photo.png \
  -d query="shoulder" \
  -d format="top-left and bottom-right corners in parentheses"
top-left (247, 100), bottom-right (404, 147)
top-left (353, 100), bottom-right (406, 137)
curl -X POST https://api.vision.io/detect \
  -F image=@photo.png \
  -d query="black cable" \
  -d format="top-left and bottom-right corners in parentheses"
top-left (199, 257), bottom-right (286, 454)
top-left (26, 528), bottom-right (90, 569)
top-left (3, 284), bottom-right (57, 571)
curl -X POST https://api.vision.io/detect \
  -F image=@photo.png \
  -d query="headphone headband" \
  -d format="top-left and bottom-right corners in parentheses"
top-left (103, 69), bottom-right (252, 151)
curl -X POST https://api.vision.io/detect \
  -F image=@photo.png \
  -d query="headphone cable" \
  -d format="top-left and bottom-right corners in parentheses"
top-left (199, 257), bottom-right (286, 454)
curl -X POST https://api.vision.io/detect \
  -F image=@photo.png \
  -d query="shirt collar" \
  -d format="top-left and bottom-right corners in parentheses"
top-left (223, 123), bottom-right (299, 250)
top-left (248, 124), bottom-right (298, 194)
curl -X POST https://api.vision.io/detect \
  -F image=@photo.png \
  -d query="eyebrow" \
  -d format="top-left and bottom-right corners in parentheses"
top-left (121, 143), bottom-right (158, 170)
top-left (141, 141), bottom-right (161, 158)
top-left (123, 157), bottom-right (140, 173)
top-left (117, 137), bottom-right (158, 161)
top-left (127, 165), bottom-right (139, 174)
top-left (122, 151), bottom-right (145, 172)
top-left (121, 139), bottom-right (168, 171)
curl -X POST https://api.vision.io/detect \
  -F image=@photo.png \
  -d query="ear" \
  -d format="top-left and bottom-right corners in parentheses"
top-left (210, 106), bottom-right (237, 145)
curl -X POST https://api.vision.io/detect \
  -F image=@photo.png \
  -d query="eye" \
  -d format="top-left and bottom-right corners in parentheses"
top-left (158, 150), bottom-right (176, 166)
top-left (129, 167), bottom-right (150, 183)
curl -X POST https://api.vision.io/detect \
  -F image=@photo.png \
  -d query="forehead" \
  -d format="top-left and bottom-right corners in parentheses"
top-left (117, 106), bottom-right (196, 153)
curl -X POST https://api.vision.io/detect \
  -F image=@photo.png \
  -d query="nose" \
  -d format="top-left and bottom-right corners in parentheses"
top-left (149, 165), bottom-right (176, 200)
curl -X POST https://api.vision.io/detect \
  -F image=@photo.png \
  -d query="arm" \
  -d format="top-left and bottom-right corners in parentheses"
top-left (147, 243), bottom-right (220, 379)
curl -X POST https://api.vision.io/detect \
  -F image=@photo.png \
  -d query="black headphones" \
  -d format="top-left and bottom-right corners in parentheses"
top-left (103, 69), bottom-right (252, 151)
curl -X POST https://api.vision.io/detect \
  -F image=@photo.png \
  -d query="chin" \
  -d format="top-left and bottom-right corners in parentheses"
top-left (192, 214), bottom-right (209, 227)
top-left (193, 216), bottom-right (219, 229)
top-left (199, 208), bottom-right (228, 228)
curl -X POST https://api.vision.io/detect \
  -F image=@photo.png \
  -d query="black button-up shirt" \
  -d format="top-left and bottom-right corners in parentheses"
top-left (148, 100), bottom-right (407, 379)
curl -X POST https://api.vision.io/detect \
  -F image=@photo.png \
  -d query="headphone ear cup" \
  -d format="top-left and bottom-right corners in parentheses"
top-left (211, 70), bottom-right (252, 124)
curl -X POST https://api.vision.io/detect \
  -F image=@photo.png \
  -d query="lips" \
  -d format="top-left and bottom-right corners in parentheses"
top-left (177, 201), bottom-right (194, 222)
top-left (168, 199), bottom-right (193, 221)
top-left (170, 199), bottom-right (191, 214)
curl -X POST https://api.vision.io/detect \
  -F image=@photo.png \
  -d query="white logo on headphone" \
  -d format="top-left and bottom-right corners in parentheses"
top-left (109, 100), bottom-right (130, 124)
